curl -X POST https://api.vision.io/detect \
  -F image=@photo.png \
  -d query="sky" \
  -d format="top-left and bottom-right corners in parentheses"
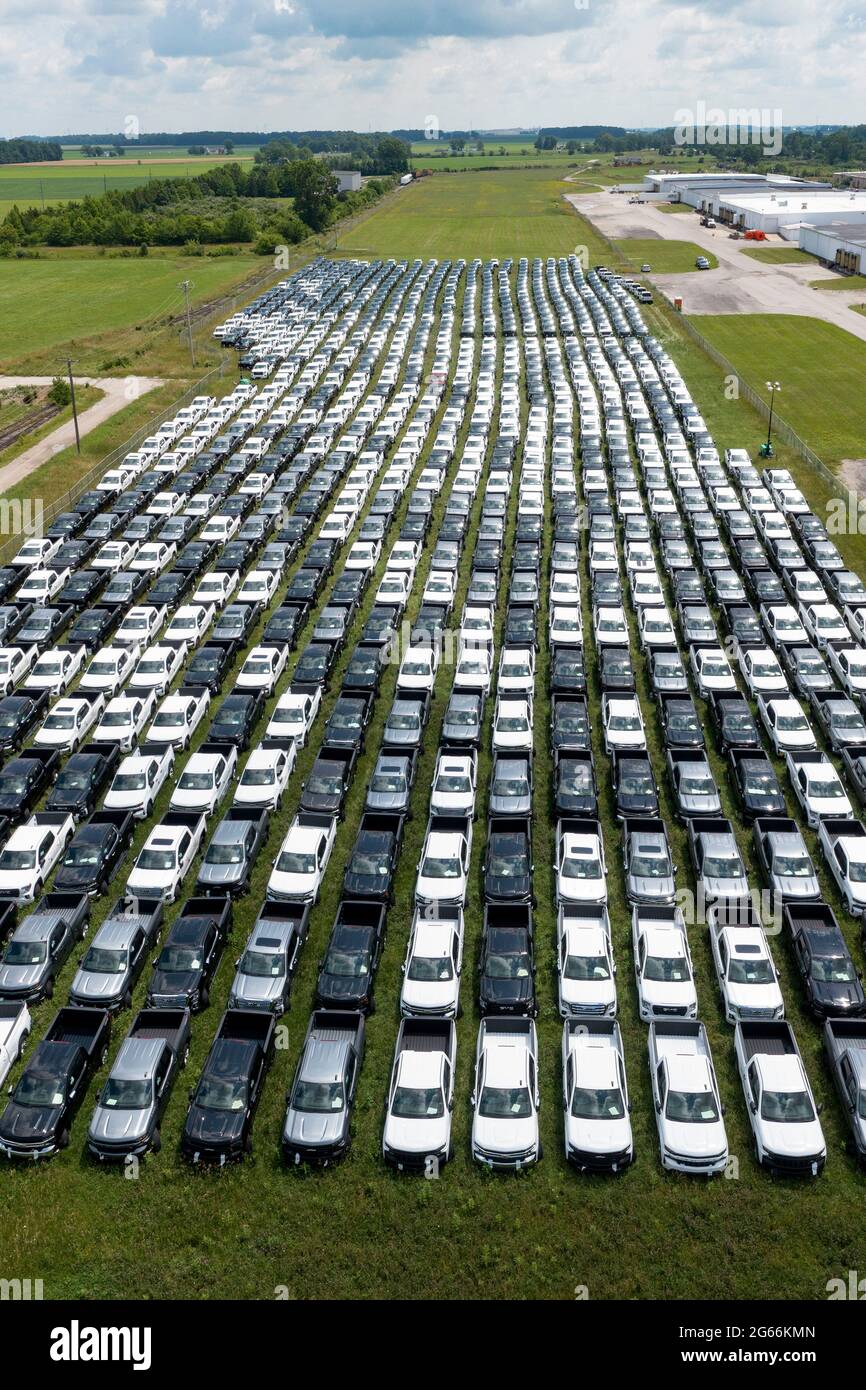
top-left (2, 0), bottom-right (863, 138)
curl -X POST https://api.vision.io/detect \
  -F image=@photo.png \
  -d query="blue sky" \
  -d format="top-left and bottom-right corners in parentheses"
top-left (1, 0), bottom-right (860, 137)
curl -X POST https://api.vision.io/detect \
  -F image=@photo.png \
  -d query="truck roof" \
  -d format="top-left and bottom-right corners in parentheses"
top-left (113, 1035), bottom-right (165, 1080)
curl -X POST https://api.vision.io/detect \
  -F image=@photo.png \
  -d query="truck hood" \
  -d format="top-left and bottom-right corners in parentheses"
top-left (702, 874), bottom-right (750, 902)
top-left (641, 978), bottom-right (697, 1011)
top-left (567, 1114), bottom-right (631, 1156)
top-left (773, 873), bottom-right (820, 901)
top-left (473, 1114), bottom-right (536, 1156)
top-left (69, 969), bottom-right (125, 1003)
top-left (89, 1104), bottom-right (152, 1144)
top-left (55, 865), bottom-right (100, 893)
top-left (149, 968), bottom-right (199, 1000)
top-left (402, 980), bottom-right (459, 1013)
top-left (230, 971), bottom-right (281, 1006)
top-left (197, 863), bottom-right (245, 889)
top-left (0, 962), bottom-right (47, 993)
top-left (480, 974), bottom-right (533, 1010)
top-left (0, 1100), bottom-right (59, 1145)
top-left (184, 1104), bottom-right (245, 1150)
top-left (283, 1108), bottom-right (346, 1150)
top-left (629, 873), bottom-right (676, 903)
top-left (561, 978), bottom-right (616, 1010)
top-left (663, 1116), bottom-right (727, 1159)
top-left (761, 1117), bottom-right (825, 1160)
top-left (810, 976), bottom-right (865, 1012)
top-left (680, 793), bottom-right (722, 815)
top-left (365, 792), bottom-right (407, 813)
top-left (316, 973), bottom-right (369, 1008)
top-left (384, 1114), bottom-right (448, 1156)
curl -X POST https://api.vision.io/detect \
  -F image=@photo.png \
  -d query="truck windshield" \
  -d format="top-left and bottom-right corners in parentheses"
top-left (565, 954), bottom-right (610, 981)
top-left (0, 850), bottom-right (36, 870)
top-left (666, 1090), bottom-right (719, 1123)
top-left (196, 1078), bottom-right (247, 1111)
top-left (392, 1086), bottom-right (444, 1119)
top-left (102, 1078), bottom-right (152, 1109)
top-left (811, 957), bottom-right (856, 983)
top-left (4, 940), bottom-right (47, 965)
top-left (15, 1074), bottom-right (65, 1107)
top-left (241, 951), bottom-right (284, 977)
top-left (292, 1080), bottom-right (344, 1113)
top-left (761, 1090), bottom-right (815, 1123)
top-left (324, 949), bottom-right (367, 977)
top-left (571, 1087), bottom-right (624, 1120)
top-left (479, 1086), bottom-right (532, 1119)
top-left (728, 958), bottom-right (774, 984)
top-left (644, 955), bottom-right (689, 983)
top-left (137, 849), bottom-right (176, 871)
top-left (408, 955), bottom-right (453, 982)
top-left (83, 947), bottom-right (127, 973)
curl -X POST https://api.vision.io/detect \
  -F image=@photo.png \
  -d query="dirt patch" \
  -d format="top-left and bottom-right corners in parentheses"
top-left (839, 459), bottom-right (866, 497)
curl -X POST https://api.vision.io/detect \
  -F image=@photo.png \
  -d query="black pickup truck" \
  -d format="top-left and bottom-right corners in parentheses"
top-left (146, 894), bottom-right (232, 1012)
top-left (784, 902), bottom-right (866, 1020)
top-left (0, 1007), bottom-right (111, 1159)
top-left (0, 748), bottom-right (60, 818)
top-left (342, 813), bottom-right (404, 902)
top-left (53, 810), bottom-right (134, 897)
top-left (299, 746), bottom-right (357, 819)
top-left (315, 900), bottom-right (387, 1013)
top-left (181, 1010), bottom-right (276, 1162)
top-left (44, 743), bottom-right (122, 820)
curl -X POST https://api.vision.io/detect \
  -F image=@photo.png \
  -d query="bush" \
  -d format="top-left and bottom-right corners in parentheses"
top-left (48, 377), bottom-right (71, 409)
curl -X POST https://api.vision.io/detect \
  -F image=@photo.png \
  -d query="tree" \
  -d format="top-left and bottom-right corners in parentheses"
top-left (292, 160), bottom-right (337, 232)
top-left (224, 139), bottom-right (235, 154)
top-left (48, 377), bottom-right (71, 409)
top-left (450, 137), bottom-right (466, 155)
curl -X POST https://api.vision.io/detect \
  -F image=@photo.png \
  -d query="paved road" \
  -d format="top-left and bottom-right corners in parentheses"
top-left (0, 375), bottom-right (165, 495)
top-left (566, 190), bottom-right (866, 344)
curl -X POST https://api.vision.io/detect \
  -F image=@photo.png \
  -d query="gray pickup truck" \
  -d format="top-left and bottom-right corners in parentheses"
top-left (68, 896), bottom-right (164, 1012)
top-left (87, 1007), bottom-right (191, 1161)
top-left (281, 1010), bottom-right (366, 1165)
top-left (824, 1019), bottom-right (866, 1164)
top-left (0, 892), bottom-right (89, 1003)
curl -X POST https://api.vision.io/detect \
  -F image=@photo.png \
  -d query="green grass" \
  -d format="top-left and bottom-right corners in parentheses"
top-left (0, 384), bottom-right (102, 468)
top-left (617, 239), bottom-right (718, 272)
top-left (0, 251), bottom-right (264, 374)
top-left (694, 313), bottom-right (866, 471)
top-left (740, 246), bottom-right (817, 264)
top-left (337, 169), bottom-right (603, 260)
top-left (810, 273), bottom-right (866, 291)
top-left (656, 202), bottom-right (693, 214)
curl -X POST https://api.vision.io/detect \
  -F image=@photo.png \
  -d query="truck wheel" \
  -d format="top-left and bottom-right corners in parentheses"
top-left (122, 989), bottom-right (132, 1010)
top-left (244, 1133), bottom-right (253, 1155)
top-left (151, 1129), bottom-right (162, 1154)
top-left (100, 1044), bottom-right (109, 1067)
top-left (181, 1043), bottom-right (190, 1067)
top-left (44, 977), bottom-right (54, 1000)
top-left (33, 879), bottom-right (43, 900)
top-left (17, 1029), bottom-right (30, 1062)
top-left (57, 1127), bottom-right (70, 1150)
top-left (199, 985), bottom-right (210, 1010)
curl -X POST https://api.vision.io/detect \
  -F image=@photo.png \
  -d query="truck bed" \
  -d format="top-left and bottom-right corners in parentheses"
top-left (398, 1019), bottom-right (452, 1052)
top-left (307, 1010), bottom-right (362, 1044)
top-left (27, 893), bottom-right (89, 931)
top-left (103, 896), bottom-right (163, 932)
top-left (650, 1020), bottom-right (708, 1056)
top-left (783, 903), bottom-right (838, 935)
top-left (128, 1008), bottom-right (189, 1049)
top-left (45, 1006), bottom-right (109, 1049)
top-left (738, 1021), bottom-right (796, 1058)
top-left (216, 1009), bottom-right (275, 1045)
top-left (825, 1019), bottom-right (866, 1050)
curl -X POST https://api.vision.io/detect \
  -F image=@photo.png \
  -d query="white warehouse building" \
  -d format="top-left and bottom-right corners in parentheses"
top-left (798, 221), bottom-right (866, 273)
top-left (715, 190), bottom-right (866, 239)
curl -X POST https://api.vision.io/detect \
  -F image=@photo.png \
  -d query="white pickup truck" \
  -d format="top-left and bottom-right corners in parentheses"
top-left (709, 904), bottom-right (784, 1024)
top-left (562, 1018), bottom-right (634, 1173)
top-left (0, 1002), bottom-right (31, 1087)
top-left (126, 811), bottom-right (207, 902)
top-left (382, 1018), bottom-right (456, 1173)
top-left (556, 902), bottom-right (616, 1018)
top-left (471, 1018), bottom-right (540, 1170)
top-left (734, 1020), bottom-right (826, 1176)
top-left (632, 905), bottom-right (697, 1022)
top-left (0, 813), bottom-right (76, 903)
top-left (648, 1021), bottom-right (729, 1175)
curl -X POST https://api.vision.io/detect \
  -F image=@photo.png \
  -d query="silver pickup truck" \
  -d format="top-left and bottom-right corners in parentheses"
top-left (87, 1008), bottom-right (191, 1161)
top-left (282, 1010), bottom-right (365, 1166)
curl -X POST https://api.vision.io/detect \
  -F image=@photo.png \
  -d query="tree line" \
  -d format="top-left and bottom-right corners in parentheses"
top-left (0, 158), bottom-right (396, 251)
top-left (0, 139), bottom-right (63, 164)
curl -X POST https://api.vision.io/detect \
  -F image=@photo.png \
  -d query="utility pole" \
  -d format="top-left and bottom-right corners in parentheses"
top-left (181, 280), bottom-right (196, 367)
top-left (66, 357), bottom-right (81, 454)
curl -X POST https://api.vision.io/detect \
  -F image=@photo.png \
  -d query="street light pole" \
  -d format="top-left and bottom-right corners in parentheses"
top-left (66, 357), bottom-right (81, 454)
top-left (761, 380), bottom-right (781, 459)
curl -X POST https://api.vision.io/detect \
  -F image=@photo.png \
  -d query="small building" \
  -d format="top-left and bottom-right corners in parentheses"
top-left (798, 221), bottom-right (866, 273)
top-left (333, 170), bottom-right (362, 193)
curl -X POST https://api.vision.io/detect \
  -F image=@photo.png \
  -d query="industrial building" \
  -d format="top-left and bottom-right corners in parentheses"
top-left (798, 221), bottom-right (866, 272)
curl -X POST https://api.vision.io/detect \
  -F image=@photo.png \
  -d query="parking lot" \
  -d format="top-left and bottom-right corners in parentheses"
top-left (2, 251), bottom-right (866, 1292)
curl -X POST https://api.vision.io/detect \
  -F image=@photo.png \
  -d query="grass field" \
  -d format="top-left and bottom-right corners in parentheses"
top-left (656, 201), bottom-right (693, 214)
top-left (338, 169), bottom-right (605, 260)
top-left (617, 238), bottom-right (718, 272)
top-left (694, 313), bottom-right (866, 470)
top-left (740, 246), bottom-right (818, 265)
top-left (0, 251), bottom-right (266, 375)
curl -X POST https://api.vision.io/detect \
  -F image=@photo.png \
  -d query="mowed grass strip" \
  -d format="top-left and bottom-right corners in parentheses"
top-left (617, 239), bottom-right (718, 272)
top-left (739, 246), bottom-right (817, 265)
